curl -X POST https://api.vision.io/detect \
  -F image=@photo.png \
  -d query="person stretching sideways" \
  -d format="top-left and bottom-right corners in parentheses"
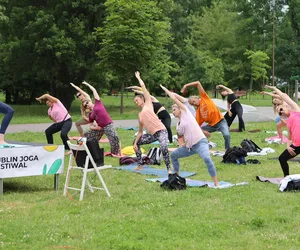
top-left (133, 72), bottom-right (171, 173)
top-left (70, 82), bottom-right (92, 136)
top-left (0, 102), bottom-right (14, 144)
top-left (36, 94), bottom-right (72, 155)
top-left (181, 80), bottom-right (230, 149)
top-left (265, 85), bottom-right (300, 176)
top-left (79, 81), bottom-right (121, 155)
top-left (127, 85), bottom-right (173, 143)
top-left (216, 84), bottom-right (245, 132)
top-left (160, 85), bottom-right (219, 186)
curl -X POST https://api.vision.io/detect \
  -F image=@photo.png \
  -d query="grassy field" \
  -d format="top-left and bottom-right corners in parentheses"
top-left (1, 121), bottom-right (300, 249)
top-left (0, 92), bottom-right (282, 124)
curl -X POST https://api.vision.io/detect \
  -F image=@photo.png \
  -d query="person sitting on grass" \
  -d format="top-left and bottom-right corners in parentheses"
top-left (181, 80), bottom-right (230, 149)
top-left (160, 84), bottom-right (219, 186)
top-left (36, 94), bottom-right (72, 155)
top-left (0, 102), bottom-right (14, 145)
top-left (78, 81), bottom-right (121, 155)
top-left (127, 85), bottom-right (173, 143)
top-left (216, 84), bottom-right (245, 132)
top-left (133, 71), bottom-right (171, 173)
top-left (70, 82), bottom-right (92, 137)
top-left (265, 85), bottom-right (300, 176)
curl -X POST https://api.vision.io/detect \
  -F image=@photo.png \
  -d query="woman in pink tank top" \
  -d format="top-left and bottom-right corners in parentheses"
top-left (133, 72), bottom-right (171, 173)
top-left (266, 85), bottom-right (300, 176)
top-left (36, 94), bottom-right (72, 154)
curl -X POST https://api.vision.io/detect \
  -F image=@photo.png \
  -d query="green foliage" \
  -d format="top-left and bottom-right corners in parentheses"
top-left (244, 50), bottom-right (270, 81)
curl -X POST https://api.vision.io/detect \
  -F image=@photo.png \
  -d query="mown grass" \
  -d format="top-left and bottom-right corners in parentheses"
top-left (1, 122), bottom-right (300, 249)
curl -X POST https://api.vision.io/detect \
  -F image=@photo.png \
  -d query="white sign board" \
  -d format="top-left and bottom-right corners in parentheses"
top-left (0, 145), bottom-right (64, 178)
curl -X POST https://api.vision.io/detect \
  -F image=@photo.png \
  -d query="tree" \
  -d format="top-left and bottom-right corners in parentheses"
top-left (96, 0), bottom-right (172, 113)
top-left (0, 0), bottom-right (105, 108)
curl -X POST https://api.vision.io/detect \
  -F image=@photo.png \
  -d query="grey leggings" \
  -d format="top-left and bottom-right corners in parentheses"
top-left (134, 129), bottom-right (171, 170)
top-left (84, 123), bottom-right (120, 155)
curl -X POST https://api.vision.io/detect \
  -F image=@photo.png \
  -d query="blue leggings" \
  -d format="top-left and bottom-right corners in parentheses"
top-left (0, 102), bottom-right (14, 134)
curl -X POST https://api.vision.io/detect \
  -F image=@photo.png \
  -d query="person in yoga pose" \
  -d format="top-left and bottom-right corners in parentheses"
top-left (36, 94), bottom-right (72, 154)
top-left (216, 85), bottom-right (245, 132)
top-left (127, 86), bottom-right (173, 143)
top-left (70, 83), bottom-right (92, 136)
top-left (181, 80), bottom-right (230, 149)
top-left (76, 81), bottom-right (121, 155)
top-left (161, 85), bottom-right (219, 186)
top-left (0, 102), bottom-right (14, 144)
top-left (260, 90), bottom-right (290, 142)
top-left (265, 85), bottom-right (300, 176)
top-left (133, 72), bottom-right (171, 173)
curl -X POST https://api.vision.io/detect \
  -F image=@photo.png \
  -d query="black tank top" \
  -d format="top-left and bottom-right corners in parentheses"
top-left (227, 93), bottom-right (237, 104)
top-left (152, 102), bottom-right (163, 114)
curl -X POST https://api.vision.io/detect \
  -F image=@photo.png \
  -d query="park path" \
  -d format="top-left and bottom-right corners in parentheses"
top-left (6, 107), bottom-right (275, 134)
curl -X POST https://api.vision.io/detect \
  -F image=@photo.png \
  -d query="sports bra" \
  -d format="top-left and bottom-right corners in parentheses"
top-left (152, 102), bottom-right (163, 114)
top-left (227, 93), bottom-right (238, 104)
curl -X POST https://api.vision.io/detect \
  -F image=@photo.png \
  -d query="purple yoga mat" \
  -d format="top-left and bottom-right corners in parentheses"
top-left (256, 176), bottom-right (283, 185)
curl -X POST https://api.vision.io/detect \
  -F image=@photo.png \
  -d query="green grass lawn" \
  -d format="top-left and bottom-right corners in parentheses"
top-left (1, 122), bottom-right (300, 249)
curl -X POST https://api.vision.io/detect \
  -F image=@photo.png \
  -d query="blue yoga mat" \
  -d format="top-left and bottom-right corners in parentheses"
top-left (146, 177), bottom-right (248, 189)
top-left (115, 163), bottom-right (196, 178)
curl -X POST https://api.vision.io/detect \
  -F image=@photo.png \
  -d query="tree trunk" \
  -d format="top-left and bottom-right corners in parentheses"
top-left (120, 82), bottom-right (124, 114)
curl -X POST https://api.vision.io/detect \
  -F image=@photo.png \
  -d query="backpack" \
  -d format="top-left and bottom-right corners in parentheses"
top-left (240, 139), bottom-right (262, 153)
top-left (160, 173), bottom-right (187, 190)
top-left (147, 147), bottom-right (162, 165)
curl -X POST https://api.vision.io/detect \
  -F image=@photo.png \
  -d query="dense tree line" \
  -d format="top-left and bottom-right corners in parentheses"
top-left (0, 0), bottom-right (298, 112)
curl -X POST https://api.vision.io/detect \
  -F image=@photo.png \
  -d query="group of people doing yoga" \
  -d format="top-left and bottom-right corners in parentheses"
top-left (1, 73), bottom-right (299, 181)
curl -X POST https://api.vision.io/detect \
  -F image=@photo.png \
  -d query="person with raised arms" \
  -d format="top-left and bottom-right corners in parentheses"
top-left (160, 85), bottom-right (219, 186)
top-left (216, 84), bottom-right (245, 132)
top-left (260, 90), bottom-right (290, 142)
top-left (0, 102), bottom-right (14, 144)
top-left (181, 80), bottom-right (230, 149)
top-left (70, 82), bottom-right (92, 137)
top-left (36, 94), bottom-right (72, 154)
top-left (133, 72), bottom-right (171, 173)
top-left (265, 85), bottom-right (300, 176)
top-left (75, 81), bottom-right (121, 155)
top-left (127, 85), bottom-right (173, 143)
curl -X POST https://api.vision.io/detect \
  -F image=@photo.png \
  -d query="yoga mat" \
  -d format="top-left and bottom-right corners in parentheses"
top-left (122, 127), bottom-right (139, 131)
top-left (69, 136), bottom-right (109, 143)
top-left (265, 135), bottom-right (289, 143)
top-left (146, 177), bottom-right (248, 189)
top-left (256, 176), bottom-right (283, 185)
top-left (269, 157), bottom-right (300, 162)
top-left (230, 129), bottom-right (261, 133)
top-left (115, 163), bottom-right (196, 178)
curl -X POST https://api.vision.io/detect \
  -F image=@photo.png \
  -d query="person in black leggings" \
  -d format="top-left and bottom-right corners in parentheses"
top-left (127, 86), bottom-right (173, 143)
top-left (265, 85), bottom-right (300, 176)
top-left (216, 85), bottom-right (245, 132)
top-left (0, 102), bottom-right (14, 144)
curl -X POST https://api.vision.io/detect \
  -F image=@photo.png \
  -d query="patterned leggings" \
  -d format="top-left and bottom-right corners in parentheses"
top-left (84, 123), bottom-right (120, 155)
top-left (134, 129), bottom-right (171, 170)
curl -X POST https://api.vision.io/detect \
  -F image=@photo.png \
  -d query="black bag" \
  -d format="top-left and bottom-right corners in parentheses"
top-left (241, 139), bottom-right (262, 153)
top-left (160, 173), bottom-right (187, 190)
top-left (73, 137), bottom-right (104, 168)
top-left (285, 180), bottom-right (300, 191)
top-left (147, 147), bottom-right (162, 165)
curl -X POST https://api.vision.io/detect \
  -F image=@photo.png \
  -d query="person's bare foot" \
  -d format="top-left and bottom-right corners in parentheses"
top-left (134, 165), bottom-right (143, 171)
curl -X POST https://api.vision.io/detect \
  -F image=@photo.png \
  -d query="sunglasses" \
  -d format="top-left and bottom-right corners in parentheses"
top-left (279, 108), bottom-right (283, 116)
top-left (76, 93), bottom-right (81, 98)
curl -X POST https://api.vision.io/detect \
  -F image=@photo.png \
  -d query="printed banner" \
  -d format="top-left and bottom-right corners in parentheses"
top-left (0, 145), bottom-right (64, 178)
